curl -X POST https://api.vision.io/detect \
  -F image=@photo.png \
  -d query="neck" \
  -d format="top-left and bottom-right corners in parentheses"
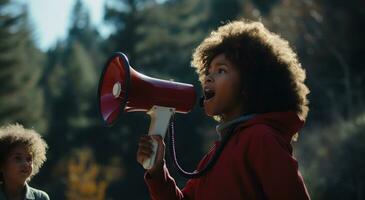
top-left (221, 105), bottom-right (246, 123)
top-left (3, 181), bottom-right (25, 200)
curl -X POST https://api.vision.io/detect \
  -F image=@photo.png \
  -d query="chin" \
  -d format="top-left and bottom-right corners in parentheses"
top-left (204, 107), bottom-right (221, 117)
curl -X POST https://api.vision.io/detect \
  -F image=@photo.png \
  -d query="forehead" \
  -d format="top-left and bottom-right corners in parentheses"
top-left (9, 145), bottom-right (32, 156)
top-left (208, 53), bottom-right (235, 70)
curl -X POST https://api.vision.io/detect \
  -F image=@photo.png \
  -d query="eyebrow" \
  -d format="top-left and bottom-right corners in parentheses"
top-left (207, 62), bottom-right (229, 72)
top-left (212, 62), bottom-right (228, 67)
top-left (11, 152), bottom-right (31, 156)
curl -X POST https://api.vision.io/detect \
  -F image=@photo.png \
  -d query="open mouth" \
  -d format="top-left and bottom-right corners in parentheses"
top-left (204, 89), bottom-right (215, 101)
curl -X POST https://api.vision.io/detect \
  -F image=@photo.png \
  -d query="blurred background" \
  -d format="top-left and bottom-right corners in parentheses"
top-left (1, 0), bottom-right (365, 199)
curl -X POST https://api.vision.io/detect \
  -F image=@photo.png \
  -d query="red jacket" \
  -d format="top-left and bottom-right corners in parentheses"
top-left (144, 112), bottom-right (311, 200)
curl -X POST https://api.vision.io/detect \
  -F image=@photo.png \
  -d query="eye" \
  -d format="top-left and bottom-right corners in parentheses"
top-left (218, 68), bottom-right (227, 74)
top-left (14, 156), bottom-right (21, 161)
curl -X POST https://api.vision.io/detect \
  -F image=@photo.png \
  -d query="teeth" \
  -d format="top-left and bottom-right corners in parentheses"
top-left (204, 88), bottom-right (215, 100)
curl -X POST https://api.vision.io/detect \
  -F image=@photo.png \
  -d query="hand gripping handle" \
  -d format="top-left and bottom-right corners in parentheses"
top-left (142, 106), bottom-right (175, 169)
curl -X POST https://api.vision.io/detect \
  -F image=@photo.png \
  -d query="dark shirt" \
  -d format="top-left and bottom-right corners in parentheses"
top-left (0, 183), bottom-right (49, 200)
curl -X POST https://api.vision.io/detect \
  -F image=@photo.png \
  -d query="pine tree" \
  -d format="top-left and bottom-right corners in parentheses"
top-left (40, 2), bottom-right (102, 196)
top-left (205, 0), bottom-right (243, 29)
top-left (104, 0), bottom-right (146, 64)
top-left (43, 0), bottom-right (99, 145)
top-left (0, 0), bottom-right (46, 131)
top-left (68, 0), bottom-right (104, 68)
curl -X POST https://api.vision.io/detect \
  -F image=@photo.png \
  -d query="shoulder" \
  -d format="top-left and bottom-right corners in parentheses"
top-left (235, 124), bottom-right (291, 151)
top-left (27, 186), bottom-right (50, 200)
top-left (228, 124), bottom-right (276, 152)
top-left (235, 124), bottom-right (279, 143)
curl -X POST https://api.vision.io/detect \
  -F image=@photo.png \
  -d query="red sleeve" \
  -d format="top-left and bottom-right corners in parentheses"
top-left (247, 125), bottom-right (311, 200)
top-left (144, 146), bottom-right (216, 200)
top-left (144, 164), bottom-right (196, 200)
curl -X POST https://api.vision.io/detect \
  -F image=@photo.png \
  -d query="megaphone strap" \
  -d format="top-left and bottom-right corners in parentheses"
top-left (168, 114), bottom-right (254, 179)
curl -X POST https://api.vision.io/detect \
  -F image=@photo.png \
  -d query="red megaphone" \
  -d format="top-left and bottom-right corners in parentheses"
top-left (98, 52), bottom-right (196, 125)
top-left (97, 52), bottom-right (197, 169)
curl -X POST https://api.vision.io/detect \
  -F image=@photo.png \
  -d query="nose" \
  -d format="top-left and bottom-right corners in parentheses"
top-left (204, 73), bottom-right (214, 83)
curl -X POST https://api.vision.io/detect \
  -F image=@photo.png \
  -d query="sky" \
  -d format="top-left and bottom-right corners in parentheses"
top-left (26, 0), bottom-right (109, 51)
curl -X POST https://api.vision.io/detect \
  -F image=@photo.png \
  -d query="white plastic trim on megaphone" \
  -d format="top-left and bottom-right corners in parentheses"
top-left (142, 105), bottom-right (175, 170)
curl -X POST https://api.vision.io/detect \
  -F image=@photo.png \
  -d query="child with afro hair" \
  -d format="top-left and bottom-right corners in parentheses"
top-left (137, 20), bottom-right (311, 200)
top-left (0, 124), bottom-right (49, 200)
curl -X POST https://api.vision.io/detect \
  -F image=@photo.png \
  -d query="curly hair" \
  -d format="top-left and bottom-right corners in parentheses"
top-left (192, 20), bottom-right (309, 120)
top-left (0, 124), bottom-right (48, 181)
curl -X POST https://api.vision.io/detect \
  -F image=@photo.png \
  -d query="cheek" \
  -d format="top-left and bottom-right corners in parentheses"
top-left (2, 164), bottom-right (16, 176)
top-left (6, 163), bottom-right (18, 172)
top-left (217, 77), bottom-right (241, 99)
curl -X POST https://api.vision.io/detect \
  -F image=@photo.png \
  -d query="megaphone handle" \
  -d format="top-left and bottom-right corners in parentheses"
top-left (143, 105), bottom-right (175, 170)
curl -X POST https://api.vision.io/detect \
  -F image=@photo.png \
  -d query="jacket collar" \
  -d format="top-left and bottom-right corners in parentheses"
top-left (216, 114), bottom-right (256, 140)
top-left (25, 183), bottom-right (35, 200)
top-left (0, 183), bottom-right (35, 200)
top-left (216, 111), bottom-right (304, 142)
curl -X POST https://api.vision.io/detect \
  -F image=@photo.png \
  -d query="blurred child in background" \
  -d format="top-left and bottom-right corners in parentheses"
top-left (0, 124), bottom-right (49, 200)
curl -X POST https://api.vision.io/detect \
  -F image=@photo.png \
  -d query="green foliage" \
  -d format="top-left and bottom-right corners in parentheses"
top-left (42, 0), bottom-right (101, 149)
top-left (0, 0), bottom-right (46, 131)
top-left (206, 0), bottom-right (242, 28)
top-left (104, 0), bottom-right (143, 62)
top-left (64, 42), bottom-right (97, 129)
top-left (135, 0), bottom-right (206, 80)
top-left (251, 0), bottom-right (279, 15)
top-left (38, 1), bottom-right (105, 198)
top-left (297, 114), bottom-right (365, 199)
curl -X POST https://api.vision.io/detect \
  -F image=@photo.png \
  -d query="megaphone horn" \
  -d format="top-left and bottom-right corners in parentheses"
top-left (97, 52), bottom-right (197, 169)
